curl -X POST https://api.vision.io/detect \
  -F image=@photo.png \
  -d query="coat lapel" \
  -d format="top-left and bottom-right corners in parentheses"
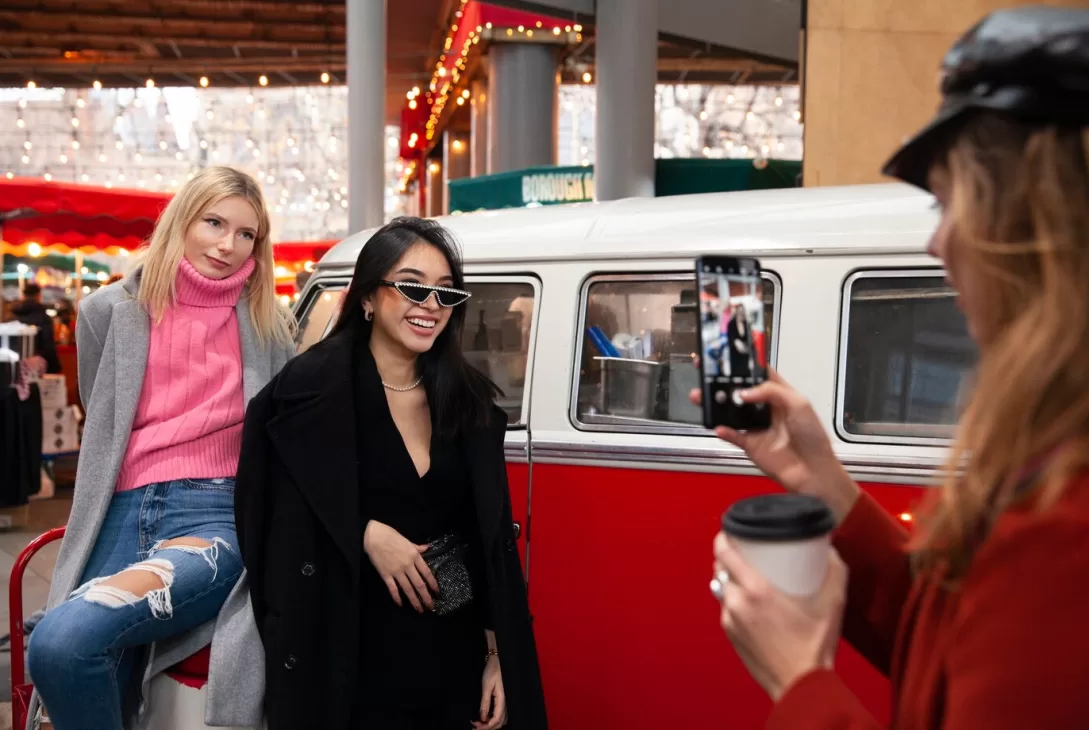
top-left (108, 295), bottom-right (149, 463)
top-left (265, 334), bottom-right (361, 577)
top-left (465, 410), bottom-right (509, 551)
top-left (235, 301), bottom-right (270, 403)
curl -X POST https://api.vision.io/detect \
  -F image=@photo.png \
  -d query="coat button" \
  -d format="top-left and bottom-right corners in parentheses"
top-left (284, 655), bottom-right (297, 670)
top-left (301, 562), bottom-right (315, 576)
top-left (504, 539), bottom-right (515, 552)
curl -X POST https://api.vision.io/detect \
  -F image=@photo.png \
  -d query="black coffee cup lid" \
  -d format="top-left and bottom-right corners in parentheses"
top-left (722, 494), bottom-right (835, 541)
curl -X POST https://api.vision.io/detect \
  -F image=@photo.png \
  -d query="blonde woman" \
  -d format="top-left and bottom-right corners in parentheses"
top-left (702, 8), bottom-right (1089, 730)
top-left (25, 167), bottom-right (295, 730)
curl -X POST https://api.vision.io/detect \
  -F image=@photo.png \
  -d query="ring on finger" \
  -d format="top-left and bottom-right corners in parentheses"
top-left (709, 570), bottom-right (729, 601)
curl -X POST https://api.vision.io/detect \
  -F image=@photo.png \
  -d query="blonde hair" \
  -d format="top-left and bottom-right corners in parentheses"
top-left (911, 115), bottom-right (1089, 580)
top-left (136, 166), bottom-right (295, 348)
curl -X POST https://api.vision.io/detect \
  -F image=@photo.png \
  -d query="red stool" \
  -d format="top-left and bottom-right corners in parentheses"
top-left (165, 644), bottom-right (212, 689)
top-left (10, 528), bottom-right (214, 727)
top-left (9, 527), bottom-right (66, 730)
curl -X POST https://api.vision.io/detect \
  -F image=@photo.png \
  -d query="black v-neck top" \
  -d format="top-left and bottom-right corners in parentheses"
top-left (351, 336), bottom-right (490, 702)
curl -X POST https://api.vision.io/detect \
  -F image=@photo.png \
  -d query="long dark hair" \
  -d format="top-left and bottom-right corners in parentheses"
top-left (329, 216), bottom-right (498, 436)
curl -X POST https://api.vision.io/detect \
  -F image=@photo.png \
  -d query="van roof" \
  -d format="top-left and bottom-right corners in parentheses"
top-left (318, 182), bottom-right (938, 268)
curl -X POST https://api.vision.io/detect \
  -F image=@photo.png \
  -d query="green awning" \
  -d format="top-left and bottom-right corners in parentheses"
top-left (447, 158), bottom-right (802, 214)
top-left (2, 253), bottom-right (111, 275)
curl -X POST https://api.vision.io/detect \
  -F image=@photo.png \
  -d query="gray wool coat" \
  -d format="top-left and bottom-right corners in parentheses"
top-left (27, 270), bottom-right (294, 730)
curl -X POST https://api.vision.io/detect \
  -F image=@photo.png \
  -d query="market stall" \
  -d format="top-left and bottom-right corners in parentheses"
top-left (1, 176), bottom-right (170, 302)
top-left (0, 178), bottom-right (170, 519)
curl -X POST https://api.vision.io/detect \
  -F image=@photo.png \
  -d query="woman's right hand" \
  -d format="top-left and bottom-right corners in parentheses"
top-left (362, 520), bottom-right (439, 612)
top-left (690, 368), bottom-right (860, 522)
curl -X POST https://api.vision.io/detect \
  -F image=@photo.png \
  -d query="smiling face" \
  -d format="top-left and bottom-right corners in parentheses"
top-left (182, 195), bottom-right (259, 279)
top-left (367, 242), bottom-right (455, 356)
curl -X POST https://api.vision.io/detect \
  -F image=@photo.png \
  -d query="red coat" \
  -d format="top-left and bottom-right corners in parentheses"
top-left (769, 473), bottom-right (1089, 729)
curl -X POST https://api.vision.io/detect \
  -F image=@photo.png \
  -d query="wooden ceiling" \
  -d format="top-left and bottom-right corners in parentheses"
top-left (0, 0), bottom-right (797, 125)
top-left (0, 0), bottom-right (448, 123)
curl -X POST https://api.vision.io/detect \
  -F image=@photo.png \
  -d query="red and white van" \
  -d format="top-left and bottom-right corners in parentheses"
top-left (295, 182), bottom-right (967, 728)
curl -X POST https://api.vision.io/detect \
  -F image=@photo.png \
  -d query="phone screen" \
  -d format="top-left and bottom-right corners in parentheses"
top-left (697, 256), bottom-right (771, 431)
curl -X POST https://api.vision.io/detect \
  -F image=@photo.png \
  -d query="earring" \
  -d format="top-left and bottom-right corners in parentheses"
top-left (364, 309), bottom-right (373, 322)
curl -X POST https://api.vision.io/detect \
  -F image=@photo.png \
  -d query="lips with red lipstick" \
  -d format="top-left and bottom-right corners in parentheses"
top-left (405, 314), bottom-right (439, 337)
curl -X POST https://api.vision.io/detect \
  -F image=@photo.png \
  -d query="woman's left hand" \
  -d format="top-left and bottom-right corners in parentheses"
top-left (713, 532), bottom-right (848, 701)
top-left (474, 653), bottom-right (507, 729)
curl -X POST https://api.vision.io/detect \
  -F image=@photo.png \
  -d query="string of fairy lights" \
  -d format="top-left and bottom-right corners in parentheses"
top-left (0, 85), bottom-right (407, 240)
top-left (394, 0), bottom-right (801, 192)
top-left (2, 82), bottom-right (801, 231)
top-left (398, 0), bottom-right (582, 191)
top-left (1, 0), bottom-right (801, 234)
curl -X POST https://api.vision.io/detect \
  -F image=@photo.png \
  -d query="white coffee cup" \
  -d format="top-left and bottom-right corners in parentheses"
top-left (721, 494), bottom-right (836, 596)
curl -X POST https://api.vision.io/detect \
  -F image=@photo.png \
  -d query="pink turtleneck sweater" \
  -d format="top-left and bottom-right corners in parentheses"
top-left (115, 257), bottom-right (255, 493)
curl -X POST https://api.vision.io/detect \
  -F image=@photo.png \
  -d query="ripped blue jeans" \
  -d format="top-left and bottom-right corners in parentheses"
top-left (26, 479), bottom-right (243, 730)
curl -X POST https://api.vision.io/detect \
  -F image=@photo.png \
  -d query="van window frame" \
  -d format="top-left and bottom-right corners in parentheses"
top-left (569, 270), bottom-right (782, 436)
top-left (294, 274), bottom-right (352, 346)
top-left (462, 273), bottom-right (542, 430)
top-left (293, 272), bottom-right (540, 431)
top-left (835, 267), bottom-right (967, 447)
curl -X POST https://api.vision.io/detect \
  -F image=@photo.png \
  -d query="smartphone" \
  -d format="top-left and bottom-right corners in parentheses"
top-left (696, 255), bottom-right (771, 431)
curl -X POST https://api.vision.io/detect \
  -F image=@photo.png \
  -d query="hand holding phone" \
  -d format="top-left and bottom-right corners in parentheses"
top-left (696, 255), bottom-right (771, 431)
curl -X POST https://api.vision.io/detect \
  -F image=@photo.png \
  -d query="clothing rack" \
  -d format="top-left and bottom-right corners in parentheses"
top-left (0, 322), bottom-right (43, 509)
top-left (0, 323), bottom-right (38, 391)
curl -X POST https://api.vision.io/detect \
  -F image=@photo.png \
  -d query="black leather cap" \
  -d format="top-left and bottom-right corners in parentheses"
top-left (883, 6), bottom-right (1089, 191)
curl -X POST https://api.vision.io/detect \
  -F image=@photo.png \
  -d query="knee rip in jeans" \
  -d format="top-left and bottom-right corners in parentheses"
top-left (73, 536), bottom-right (232, 620)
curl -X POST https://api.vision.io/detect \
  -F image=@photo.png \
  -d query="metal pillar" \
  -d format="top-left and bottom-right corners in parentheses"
top-left (487, 43), bottom-right (556, 174)
top-left (595, 0), bottom-right (657, 200)
top-left (347, 0), bottom-right (386, 231)
top-left (425, 161), bottom-right (444, 218)
top-left (470, 78), bottom-right (489, 177)
top-left (443, 131), bottom-right (471, 215)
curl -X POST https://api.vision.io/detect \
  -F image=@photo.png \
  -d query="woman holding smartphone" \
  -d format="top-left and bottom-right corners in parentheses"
top-left (26, 167), bottom-right (295, 729)
top-left (700, 7), bottom-right (1089, 729)
top-left (234, 217), bottom-right (546, 729)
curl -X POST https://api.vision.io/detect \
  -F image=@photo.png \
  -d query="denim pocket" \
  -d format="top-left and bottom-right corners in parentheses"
top-left (182, 477), bottom-right (236, 491)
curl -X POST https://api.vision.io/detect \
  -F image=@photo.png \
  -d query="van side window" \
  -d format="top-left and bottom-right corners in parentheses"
top-left (295, 278), bottom-right (536, 426)
top-left (296, 285), bottom-right (347, 354)
top-left (839, 273), bottom-right (978, 441)
top-left (462, 281), bottom-right (536, 425)
top-left (574, 274), bottom-right (778, 432)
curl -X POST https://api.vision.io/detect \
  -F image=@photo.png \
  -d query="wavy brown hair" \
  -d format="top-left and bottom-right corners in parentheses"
top-left (911, 114), bottom-right (1089, 580)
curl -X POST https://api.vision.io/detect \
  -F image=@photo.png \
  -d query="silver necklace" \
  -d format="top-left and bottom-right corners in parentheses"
top-left (382, 375), bottom-right (423, 392)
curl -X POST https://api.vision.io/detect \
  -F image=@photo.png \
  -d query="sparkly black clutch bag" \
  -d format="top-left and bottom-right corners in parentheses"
top-left (421, 533), bottom-right (474, 616)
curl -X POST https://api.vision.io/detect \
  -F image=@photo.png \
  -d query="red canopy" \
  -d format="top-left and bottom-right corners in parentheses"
top-left (0, 177), bottom-right (171, 254)
top-left (272, 240), bottom-right (336, 264)
top-left (0, 177), bottom-right (171, 220)
top-left (2, 178), bottom-right (339, 262)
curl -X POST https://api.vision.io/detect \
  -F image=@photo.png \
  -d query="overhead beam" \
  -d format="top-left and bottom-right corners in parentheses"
top-left (656, 57), bottom-right (785, 73)
top-left (0, 56), bottom-right (342, 73)
top-left (0, 52), bottom-right (791, 85)
top-left (6, 0), bottom-right (345, 15)
top-left (143, 0), bottom-right (345, 15)
top-left (0, 9), bottom-right (343, 32)
top-left (0, 30), bottom-right (346, 52)
top-left (0, 55), bottom-right (433, 77)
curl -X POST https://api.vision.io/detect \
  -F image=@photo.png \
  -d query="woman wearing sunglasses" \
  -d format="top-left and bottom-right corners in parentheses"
top-left (234, 217), bottom-right (547, 730)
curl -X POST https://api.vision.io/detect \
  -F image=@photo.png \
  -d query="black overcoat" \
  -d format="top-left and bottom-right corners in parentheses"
top-left (234, 330), bottom-right (548, 729)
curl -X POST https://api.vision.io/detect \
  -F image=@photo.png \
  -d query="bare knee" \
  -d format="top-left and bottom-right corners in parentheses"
top-left (96, 566), bottom-right (170, 596)
top-left (76, 536), bottom-right (232, 620)
top-left (82, 559), bottom-right (175, 617)
top-left (158, 537), bottom-right (214, 550)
